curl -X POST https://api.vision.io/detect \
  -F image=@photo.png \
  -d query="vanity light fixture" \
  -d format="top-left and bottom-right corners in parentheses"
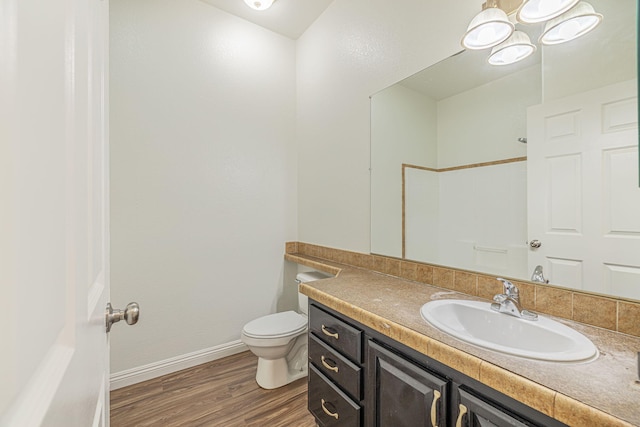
top-left (462, 0), bottom-right (603, 65)
top-left (462, 4), bottom-right (515, 50)
top-left (517, 0), bottom-right (580, 24)
top-left (243, 0), bottom-right (275, 11)
top-left (488, 31), bottom-right (537, 65)
top-left (539, 1), bottom-right (603, 45)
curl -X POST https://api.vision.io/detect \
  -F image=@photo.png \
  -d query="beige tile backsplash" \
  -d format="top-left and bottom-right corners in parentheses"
top-left (572, 293), bottom-right (618, 331)
top-left (432, 266), bottom-right (454, 289)
top-left (535, 285), bottom-right (573, 318)
top-left (618, 302), bottom-right (640, 337)
top-left (288, 241), bottom-right (640, 339)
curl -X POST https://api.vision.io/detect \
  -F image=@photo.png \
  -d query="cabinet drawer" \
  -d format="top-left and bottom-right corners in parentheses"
top-left (309, 364), bottom-right (361, 427)
top-left (309, 304), bottom-right (363, 363)
top-left (309, 334), bottom-right (362, 401)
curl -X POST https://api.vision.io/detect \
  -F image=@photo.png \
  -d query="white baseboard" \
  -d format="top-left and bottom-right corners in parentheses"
top-left (109, 340), bottom-right (248, 390)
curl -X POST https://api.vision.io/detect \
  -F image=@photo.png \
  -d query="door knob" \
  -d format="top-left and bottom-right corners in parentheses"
top-left (529, 239), bottom-right (542, 248)
top-left (106, 302), bottom-right (140, 333)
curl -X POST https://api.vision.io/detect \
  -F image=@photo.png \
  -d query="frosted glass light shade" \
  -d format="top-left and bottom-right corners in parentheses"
top-left (517, 0), bottom-right (580, 23)
top-left (488, 31), bottom-right (536, 65)
top-left (539, 1), bottom-right (602, 45)
top-left (243, 0), bottom-right (275, 11)
top-left (462, 7), bottom-right (515, 50)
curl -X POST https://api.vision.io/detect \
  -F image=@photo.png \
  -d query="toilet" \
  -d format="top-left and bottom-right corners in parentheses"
top-left (241, 271), bottom-right (330, 389)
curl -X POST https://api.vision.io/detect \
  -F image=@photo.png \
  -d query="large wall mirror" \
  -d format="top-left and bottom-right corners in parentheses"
top-left (370, 0), bottom-right (639, 301)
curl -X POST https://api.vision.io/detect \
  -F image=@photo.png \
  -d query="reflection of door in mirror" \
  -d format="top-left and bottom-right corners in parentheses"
top-left (527, 79), bottom-right (640, 300)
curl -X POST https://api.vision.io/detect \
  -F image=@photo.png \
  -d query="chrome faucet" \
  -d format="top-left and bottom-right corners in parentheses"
top-left (491, 278), bottom-right (538, 320)
top-left (531, 265), bottom-right (549, 284)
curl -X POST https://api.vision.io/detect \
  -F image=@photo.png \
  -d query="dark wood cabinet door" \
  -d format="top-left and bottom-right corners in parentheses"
top-left (456, 388), bottom-right (534, 427)
top-left (367, 340), bottom-right (448, 427)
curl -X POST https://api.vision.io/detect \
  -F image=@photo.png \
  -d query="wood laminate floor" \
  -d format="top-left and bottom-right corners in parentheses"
top-left (110, 351), bottom-right (317, 427)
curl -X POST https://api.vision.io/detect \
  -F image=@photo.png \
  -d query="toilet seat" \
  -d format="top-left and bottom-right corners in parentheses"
top-left (242, 311), bottom-right (307, 339)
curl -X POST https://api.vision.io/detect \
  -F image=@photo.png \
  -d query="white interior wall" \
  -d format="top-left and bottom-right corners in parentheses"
top-left (109, 0), bottom-right (297, 376)
top-left (296, 0), bottom-right (479, 253)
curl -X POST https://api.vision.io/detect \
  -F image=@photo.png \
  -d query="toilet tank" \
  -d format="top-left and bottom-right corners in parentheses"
top-left (296, 271), bottom-right (331, 315)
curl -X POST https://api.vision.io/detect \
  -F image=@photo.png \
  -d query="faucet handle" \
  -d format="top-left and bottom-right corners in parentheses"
top-left (496, 278), bottom-right (519, 299)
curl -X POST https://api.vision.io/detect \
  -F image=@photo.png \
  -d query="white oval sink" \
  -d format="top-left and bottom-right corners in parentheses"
top-left (421, 299), bottom-right (598, 362)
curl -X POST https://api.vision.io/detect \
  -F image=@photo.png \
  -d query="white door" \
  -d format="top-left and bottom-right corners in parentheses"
top-left (527, 79), bottom-right (640, 299)
top-left (1, 0), bottom-right (114, 425)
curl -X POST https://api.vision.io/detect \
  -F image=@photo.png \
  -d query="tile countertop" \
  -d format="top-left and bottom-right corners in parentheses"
top-left (287, 253), bottom-right (640, 427)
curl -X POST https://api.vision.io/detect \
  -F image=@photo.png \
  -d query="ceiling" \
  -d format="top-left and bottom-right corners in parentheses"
top-left (199, 0), bottom-right (334, 39)
top-left (399, 44), bottom-right (541, 101)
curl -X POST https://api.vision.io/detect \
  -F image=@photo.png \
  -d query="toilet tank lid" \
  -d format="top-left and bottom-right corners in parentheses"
top-left (296, 271), bottom-right (331, 283)
top-left (243, 311), bottom-right (307, 338)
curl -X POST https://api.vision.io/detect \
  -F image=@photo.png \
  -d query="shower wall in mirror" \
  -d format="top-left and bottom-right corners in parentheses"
top-left (370, 0), bottom-right (640, 301)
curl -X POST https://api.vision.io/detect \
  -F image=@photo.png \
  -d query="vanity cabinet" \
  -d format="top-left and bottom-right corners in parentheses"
top-left (308, 301), bottom-right (567, 427)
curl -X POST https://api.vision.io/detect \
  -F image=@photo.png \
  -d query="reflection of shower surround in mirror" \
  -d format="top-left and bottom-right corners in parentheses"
top-left (402, 158), bottom-right (527, 279)
top-left (370, 0), bottom-right (638, 301)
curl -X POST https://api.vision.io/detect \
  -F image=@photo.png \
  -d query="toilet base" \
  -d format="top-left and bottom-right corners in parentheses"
top-left (255, 356), bottom-right (308, 389)
top-left (254, 334), bottom-right (308, 389)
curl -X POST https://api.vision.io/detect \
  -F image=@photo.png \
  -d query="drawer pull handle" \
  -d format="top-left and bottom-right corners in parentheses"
top-left (321, 324), bottom-right (339, 340)
top-left (430, 390), bottom-right (441, 427)
top-left (321, 399), bottom-right (339, 420)
top-left (321, 355), bottom-right (339, 373)
top-left (456, 403), bottom-right (468, 427)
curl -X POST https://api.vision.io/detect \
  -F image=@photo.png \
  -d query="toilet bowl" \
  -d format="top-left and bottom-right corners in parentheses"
top-left (241, 271), bottom-right (330, 389)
